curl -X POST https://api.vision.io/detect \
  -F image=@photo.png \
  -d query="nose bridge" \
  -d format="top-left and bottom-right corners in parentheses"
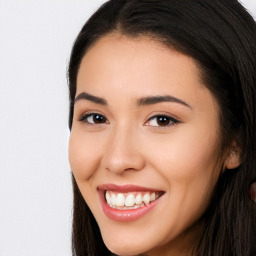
top-left (102, 123), bottom-right (144, 174)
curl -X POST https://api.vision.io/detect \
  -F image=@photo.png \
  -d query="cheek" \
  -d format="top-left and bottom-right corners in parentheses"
top-left (149, 125), bottom-right (220, 177)
top-left (68, 130), bottom-right (102, 181)
top-left (145, 126), bottom-right (221, 207)
top-left (145, 131), bottom-right (221, 236)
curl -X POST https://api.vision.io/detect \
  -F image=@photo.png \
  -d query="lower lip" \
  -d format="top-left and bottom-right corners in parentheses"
top-left (98, 190), bottom-right (162, 222)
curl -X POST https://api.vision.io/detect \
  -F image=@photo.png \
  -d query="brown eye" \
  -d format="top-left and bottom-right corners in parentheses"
top-left (93, 114), bottom-right (106, 123)
top-left (156, 116), bottom-right (171, 126)
top-left (146, 115), bottom-right (179, 127)
top-left (80, 113), bottom-right (107, 124)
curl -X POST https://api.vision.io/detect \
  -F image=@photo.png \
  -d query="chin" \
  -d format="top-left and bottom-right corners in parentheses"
top-left (102, 231), bottom-right (151, 256)
top-left (106, 243), bottom-right (145, 256)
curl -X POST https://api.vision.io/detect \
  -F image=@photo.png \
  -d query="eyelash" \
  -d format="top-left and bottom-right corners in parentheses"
top-left (146, 114), bottom-right (180, 127)
top-left (79, 112), bottom-right (108, 125)
top-left (79, 112), bottom-right (180, 128)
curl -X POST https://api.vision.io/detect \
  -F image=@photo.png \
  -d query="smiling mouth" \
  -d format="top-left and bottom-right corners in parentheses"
top-left (98, 184), bottom-right (165, 221)
top-left (104, 191), bottom-right (163, 210)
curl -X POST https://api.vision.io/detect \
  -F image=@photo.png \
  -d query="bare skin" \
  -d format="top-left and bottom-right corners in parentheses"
top-left (69, 34), bottom-right (240, 256)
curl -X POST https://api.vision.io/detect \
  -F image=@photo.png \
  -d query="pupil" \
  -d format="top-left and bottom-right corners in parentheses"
top-left (157, 116), bottom-right (170, 126)
top-left (93, 115), bottom-right (105, 123)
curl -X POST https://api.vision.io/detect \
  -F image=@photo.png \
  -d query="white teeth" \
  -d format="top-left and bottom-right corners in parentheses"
top-left (106, 191), bottom-right (111, 204)
top-left (116, 193), bottom-right (125, 206)
top-left (143, 193), bottom-right (150, 205)
top-left (105, 191), bottom-right (161, 209)
top-left (150, 192), bottom-right (156, 201)
top-left (110, 194), bottom-right (116, 205)
top-left (135, 194), bottom-right (142, 205)
top-left (125, 194), bottom-right (135, 206)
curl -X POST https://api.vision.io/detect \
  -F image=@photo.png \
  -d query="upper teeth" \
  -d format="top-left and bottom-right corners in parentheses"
top-left (105, 191), bottom-right (159, 208)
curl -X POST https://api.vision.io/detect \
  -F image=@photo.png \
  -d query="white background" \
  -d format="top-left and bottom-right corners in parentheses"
top-left (0, 1), bottom-right (255, 255)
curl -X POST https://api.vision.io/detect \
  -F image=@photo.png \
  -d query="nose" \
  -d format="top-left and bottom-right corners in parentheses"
top-left (101, 126), bottom-right (145, 175)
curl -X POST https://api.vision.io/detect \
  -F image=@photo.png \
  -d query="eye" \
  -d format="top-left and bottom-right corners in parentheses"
top-left (79, 113), bottom-right (108, 124)
top-left (146, 115), bottom-right (179, 127)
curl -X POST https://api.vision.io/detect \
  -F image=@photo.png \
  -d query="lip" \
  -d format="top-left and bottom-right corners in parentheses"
top-left (97, 184), bottom-right (164, 222)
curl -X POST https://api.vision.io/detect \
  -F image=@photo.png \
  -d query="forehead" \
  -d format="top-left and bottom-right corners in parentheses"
top-left (77, 33), bottom-right (201, 83)
top-left (76, 33), bottom-right (217, 112)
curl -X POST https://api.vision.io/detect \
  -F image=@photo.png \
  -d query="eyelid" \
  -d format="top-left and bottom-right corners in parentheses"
top-left (77, 110), bottom-right (181, 128)
top-left (144, 113), bottom-right (181, 127)
top-left (79, 111), bottom-right (109, 124)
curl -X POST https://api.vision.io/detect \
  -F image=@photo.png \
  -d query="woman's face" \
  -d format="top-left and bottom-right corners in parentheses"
top-left (69, 34), bottom-right (224, 255)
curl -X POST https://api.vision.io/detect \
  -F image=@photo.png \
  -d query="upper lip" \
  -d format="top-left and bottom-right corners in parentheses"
top-left (97, 183), bottom-right (163, 193)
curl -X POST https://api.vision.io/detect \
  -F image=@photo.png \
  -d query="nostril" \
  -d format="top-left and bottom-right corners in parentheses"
top-left (102, 148), bottom-right (145, 174)
top-left (100, 130), bottom-right (145, 174)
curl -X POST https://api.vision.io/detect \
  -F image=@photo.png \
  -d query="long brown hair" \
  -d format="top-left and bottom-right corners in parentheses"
top-left (68, 1), bottom-right (256, 255)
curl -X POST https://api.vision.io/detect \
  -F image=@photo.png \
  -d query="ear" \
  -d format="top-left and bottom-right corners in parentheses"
top-left (224, 141), bottom-right (242, 170)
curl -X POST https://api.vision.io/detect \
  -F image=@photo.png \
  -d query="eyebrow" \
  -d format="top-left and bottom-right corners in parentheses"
top-left (74, 92), bottom-right (192, 109)
top-left (75, 92), bottom-right (107, 105)
top-left (137, 95), bottom-right (192, 108)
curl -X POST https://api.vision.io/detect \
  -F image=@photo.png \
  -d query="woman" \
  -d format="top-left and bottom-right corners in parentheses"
top-left (68, 0), bottom-right (256, 255)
